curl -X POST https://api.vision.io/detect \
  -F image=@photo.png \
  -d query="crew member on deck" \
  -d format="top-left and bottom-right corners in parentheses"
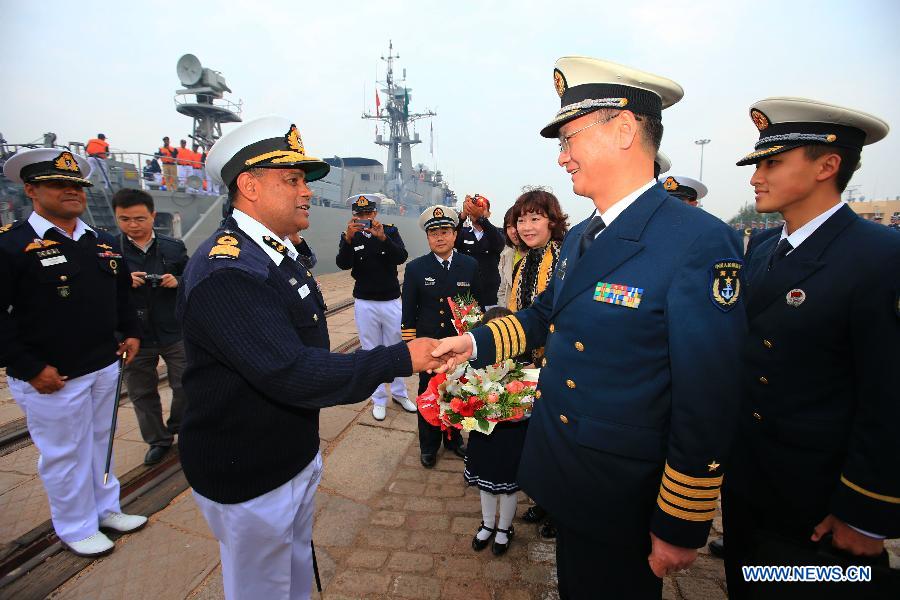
top-left (402, 205), bottom-right (479, 468)
top-left (178, 116), bottom-right (443, 600)
top-left (0, 149), bottom-right (146, 558)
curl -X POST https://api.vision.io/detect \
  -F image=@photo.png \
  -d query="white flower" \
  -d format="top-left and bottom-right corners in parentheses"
top-left (461, 417), bottom-right (478, 431)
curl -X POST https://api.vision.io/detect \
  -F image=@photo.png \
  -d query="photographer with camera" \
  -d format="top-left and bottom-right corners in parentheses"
top-left (455, 194), bottom-right (504, 307)
top-left (113, 189), bottom-right (189, 465)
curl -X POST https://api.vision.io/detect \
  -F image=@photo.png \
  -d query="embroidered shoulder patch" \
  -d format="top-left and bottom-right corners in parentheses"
top-left (209, 233), bottom-right (241, 260)
top-left (0, 222), bottom-right (14, 234)
top-left (710, 259), bottom-right (743, 312)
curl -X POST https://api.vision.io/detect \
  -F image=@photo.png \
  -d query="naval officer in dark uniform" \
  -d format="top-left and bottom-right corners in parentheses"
top-left (178, 116), bottom-right (443, 600)
top-left (402, 205), bottom-right (480, 468)
top-left (336, 193), bottom-right (415, 421)
top-left (660, 175), bottom-right (707, 208)
top-left (724, 98), bottom-right (900, 599)
top-left (455, 194), bottom-right (504, 306)
top-left (0, 149), bottom-right (146, 557)
top-left (433, 57), bottom-right (746, 599)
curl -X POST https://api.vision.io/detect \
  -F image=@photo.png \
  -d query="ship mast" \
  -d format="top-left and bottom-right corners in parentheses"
top-left (362, 41), bottom-right (436, 207)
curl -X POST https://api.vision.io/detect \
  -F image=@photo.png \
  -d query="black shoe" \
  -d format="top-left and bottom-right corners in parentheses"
top-left (708, 537), bottom-right (725, 559)
top-left (445, 443), bottom-right (467, 459)
top-left (540, 518), bottom-right (557, 539)
top-left (144, 445), bottom-right (171, 466)
top-left (420, 453), bottom-right (436, 469)
top-left (492, 525), bottom-right (514, 556)
top-left (522, 505), bottom-right (547, 523)
top-left (471, 522), bottom-right (495, 551)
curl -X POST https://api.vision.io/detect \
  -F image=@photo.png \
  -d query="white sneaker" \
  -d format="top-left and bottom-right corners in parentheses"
top-left (393, 396), bottom-right (417, 413)
top-left (99, 511), bottom-right (148, 533)
top-left (67, 531), bottom-right (115, 557)
top-left (372, 405), bottom-right (387, 421)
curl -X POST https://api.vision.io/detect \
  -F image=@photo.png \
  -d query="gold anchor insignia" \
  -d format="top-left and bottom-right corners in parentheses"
top-left (54, 151), bottom-right (80, 173)
top-left (750, 109), bottom-right (769, 131)
top-left (433, 207), bottom-right (444, 218)
top-left (708, 461), bottom-right (720, 472)
top-left (285, 124), bottom-right (305, 154)
top-left (553, 68), bottom-right (567, 98)
top-left (663, 176), bottom-right (679, 191)
top-left (357, 196), bottom-right (369, 207)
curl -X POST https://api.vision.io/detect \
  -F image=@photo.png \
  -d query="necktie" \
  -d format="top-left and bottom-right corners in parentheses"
top-left (768, 238), bottom-right (793, 270)
top-left (579, 216), bottom-right (606, 257)
top-left (442, 259), bottom-right (450, 271)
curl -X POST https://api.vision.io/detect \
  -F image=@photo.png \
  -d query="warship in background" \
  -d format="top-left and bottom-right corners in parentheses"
top-left (0, 46), bottom-right (454, 274)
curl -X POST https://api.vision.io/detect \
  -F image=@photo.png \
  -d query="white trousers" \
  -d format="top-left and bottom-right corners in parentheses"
top-left (194, 453), bottom-right (323, 600)
top-left (177, 165), bottom-right (190, 185)
top-left (9, 361), bottom-right (122, 543)
top-left (354, 298), bottom-right (408, 406)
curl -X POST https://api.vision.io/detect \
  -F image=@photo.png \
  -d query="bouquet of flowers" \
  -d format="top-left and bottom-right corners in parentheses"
top-left (417, 359), bottom-right (539, 436)
top-left (446, 292), bottom-right (483, 335)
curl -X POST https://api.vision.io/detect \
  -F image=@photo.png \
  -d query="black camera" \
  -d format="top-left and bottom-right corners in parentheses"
top-left (143, 274), bottom-right (164, 287)
top-left (356, 219), bottom-right (373, 229)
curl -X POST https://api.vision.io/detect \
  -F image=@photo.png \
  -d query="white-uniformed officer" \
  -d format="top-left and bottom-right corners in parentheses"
top-left (660, 174), bottom-right (708, 207)
top-left (179, 116), bottom-right (443, 600)
top-left (433, 57), bottom-right (746, 598)
top-left (0, 149), bottom-right (147, 557)
top-left (724, 98), bottom-right (900, 598)
top-left (402, 205), bottom-right (480, 468)
top-left (336, 194), bottom-right (415, 421)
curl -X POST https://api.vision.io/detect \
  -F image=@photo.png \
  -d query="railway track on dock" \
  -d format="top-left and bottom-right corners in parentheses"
top-left (0, 296), bottom-right (360, 597)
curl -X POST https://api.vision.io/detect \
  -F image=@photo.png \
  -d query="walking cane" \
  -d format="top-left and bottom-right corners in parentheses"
top-left (311, 540), bottom-right (322, 594)
top-left (103, 352), bottom-right (127, 485)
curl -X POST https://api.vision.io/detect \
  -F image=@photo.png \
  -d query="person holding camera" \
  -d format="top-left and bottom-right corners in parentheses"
top-left (113, 189), bottom-right (189, 465)
top-left (336, 194), bottom-right (415, 420)
top-left (455, 194), bottom-right (504, 307)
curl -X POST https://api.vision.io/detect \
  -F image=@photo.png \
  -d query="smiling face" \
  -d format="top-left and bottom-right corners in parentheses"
top-left (238, 168), bottom-right (312, 236)
top-left (426, 225), bottom-right (457, 257)
top-left (25, 181), bottom-right (87, 221)
top-left (749, 147), bottom-right (822, 214)
top-left (516, 210), bottom-right (552, 249)
top-left (556, 111), bottom-right (622, 199)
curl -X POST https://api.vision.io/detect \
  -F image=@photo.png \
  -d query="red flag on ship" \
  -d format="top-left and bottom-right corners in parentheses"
top-left (375, 90), bottom-right (381, 114)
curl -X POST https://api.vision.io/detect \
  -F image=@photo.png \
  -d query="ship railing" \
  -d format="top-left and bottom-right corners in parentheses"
top-left (173, 94), bottom-right (243, 116)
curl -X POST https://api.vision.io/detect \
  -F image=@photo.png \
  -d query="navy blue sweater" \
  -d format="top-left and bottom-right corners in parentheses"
top-left (178, 221), bottom-right (413, 503)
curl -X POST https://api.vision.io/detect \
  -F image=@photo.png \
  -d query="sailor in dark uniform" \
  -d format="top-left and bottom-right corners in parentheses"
top-left (433, 56), bottom-right (746, 599)
top-left (402, 205), bottom-right (480, 468)
top-left (724, 98), bottom-right (900, 599)
top-left (0, 149), bottom-right (146, 557)
top-left (336, 194), bottom-right (414, 421)
top-left (660, 174), bottom-right (707, 207)
top-left (178, 116), bottom-right (442, 599)
top-left (455, 194), bottom-right (504, 306)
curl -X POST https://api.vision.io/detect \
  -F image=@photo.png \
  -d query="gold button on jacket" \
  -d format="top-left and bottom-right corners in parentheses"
top-left (566, 379), bottom-right (576, 389)
top-left (559, 414), bottom-right (569, 424)
top-left (574, 341), bottom-right (584, 352)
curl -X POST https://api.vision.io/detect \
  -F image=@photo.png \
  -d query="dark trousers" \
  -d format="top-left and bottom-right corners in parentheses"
top-left (723, 489), bottom-right (898, 600)
top-left (417, 372), bottom-right (462, 455)
top-left (555, 522), bottom-right (661, 600)
top-left (124, 340), bottom-right (187, 448)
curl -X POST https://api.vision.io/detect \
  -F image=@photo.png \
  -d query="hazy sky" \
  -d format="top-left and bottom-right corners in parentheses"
top-left (4, 0), bottom-right (899, 224)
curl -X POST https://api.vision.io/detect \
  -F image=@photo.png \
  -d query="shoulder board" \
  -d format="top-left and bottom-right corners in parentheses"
top-left (384, 223), bottom-right (395, 228)
top-left (209, 231), bottom-right (241, 260)
top-left (0, 221), bottom-right (18, 234)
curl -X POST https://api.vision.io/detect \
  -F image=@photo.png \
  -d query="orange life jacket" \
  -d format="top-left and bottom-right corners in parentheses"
top-left (86, 138), bottom-right (109, 158)
top-left (176, 147), bottom-right (192, 166)
top-left (158, 146), bottom-right (176, 164)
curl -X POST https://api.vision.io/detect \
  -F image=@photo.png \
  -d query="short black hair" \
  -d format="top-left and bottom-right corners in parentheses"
top-left (482, 306), bottom-right (513, 323)
top-left (635, 114), bottom-right (663, 153)
top-left (803, 145), bottom-right (860, 193)
top-left (227, 167), bottom-right (267, 203)
top-left (112, 188), bottom-right (154, 212)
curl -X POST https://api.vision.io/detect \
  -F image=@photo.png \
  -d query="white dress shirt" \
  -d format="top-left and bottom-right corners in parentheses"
top-left (28, 211), bottom-right (95, 241)
top-left (232, 209), bottom-right (298, 265)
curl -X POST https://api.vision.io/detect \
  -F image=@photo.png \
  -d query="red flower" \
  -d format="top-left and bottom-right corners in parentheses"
top-left (450, 397), bottom-right (464, 413)
top-left (505, 380), bottom-right (526, 394)
top-left (416, 393), bottom-right (441, 426)
top-left (486, 392), bottom-right (499, 404)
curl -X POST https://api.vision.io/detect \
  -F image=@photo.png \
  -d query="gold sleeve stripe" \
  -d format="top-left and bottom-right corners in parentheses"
top-left (657, 496), bottom-right (716, 522)
top-left (508, 315), bottom-right (527, 352)
top-left (658, 486), bottom-right (718, 511)
top-left (840, 475), bottom-right (900, 504)
top-left (496, 318), bottom-right (519, 357)
top-left (665, 463), bottom-right (724, 488)
top-left (497, 319), bottom-right (514, 359)
top-left (662, 478), bottom-right (720, 499)
top-left (486, 322), bottom-right (504, 364)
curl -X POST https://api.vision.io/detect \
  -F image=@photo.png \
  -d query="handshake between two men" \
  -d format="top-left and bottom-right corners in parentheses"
top-left (405, 335), bottom-right (474, 374)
